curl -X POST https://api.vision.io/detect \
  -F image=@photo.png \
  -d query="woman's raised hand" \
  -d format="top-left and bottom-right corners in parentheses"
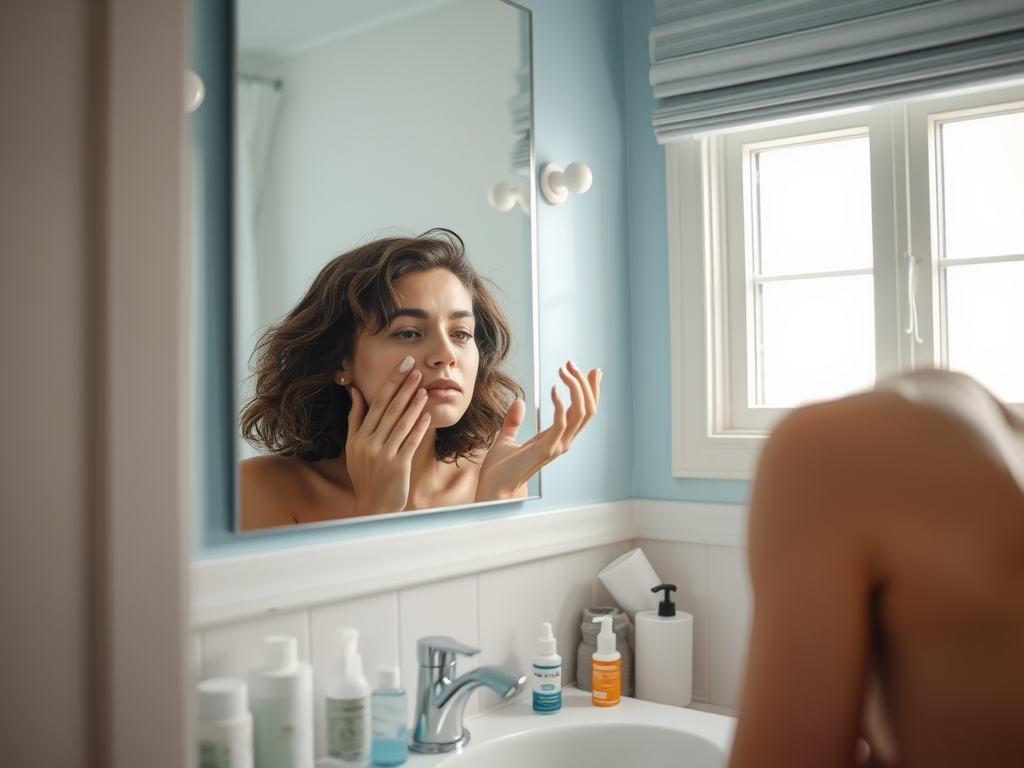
top-left (475, 361), bottom-right (601, 502)
top-left (345, 356), bottom-right (432, 515)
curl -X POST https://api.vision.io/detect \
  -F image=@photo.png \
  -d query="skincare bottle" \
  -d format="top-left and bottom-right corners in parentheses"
top-left (590, 615), bottom-right (621, 707)
top-left (325, 628), bottom-right (372, 767)
top-left (197, 677), bottom-right (253, 768)
top-left (635, 584), bottom-right (694, 707)
top-left (575, 606), bottom-right (634, 696)
top-left (247, 635), bottom-right (314, 768)
top-left (370, 666), bottom-right (408, 767)
top-left (532, 622), bottom-right (562, 714)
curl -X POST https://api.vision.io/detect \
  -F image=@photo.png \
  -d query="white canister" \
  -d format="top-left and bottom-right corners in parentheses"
top-left (248, 635), bottom-right (314, 768)
top-left (197, 678), bottom-right (254, 768)
top-left (598, 548), bottom-right (661, 618)
top-left (634, 584), bottom-right (693, 707)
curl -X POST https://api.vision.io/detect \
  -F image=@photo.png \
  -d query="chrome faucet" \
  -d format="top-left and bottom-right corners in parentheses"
top-left (410, 636), bottom-right (527, 753)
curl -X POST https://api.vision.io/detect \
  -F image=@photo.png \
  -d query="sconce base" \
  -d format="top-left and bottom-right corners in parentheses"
top-left (540, 163), bottom-right (569, 205)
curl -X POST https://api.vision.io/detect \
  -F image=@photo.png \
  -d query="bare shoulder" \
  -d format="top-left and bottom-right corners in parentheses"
top-left (239, 454), bottom-right (308, 531)
top-left (750, 392), bottom-right (902, 534)
top-left (759, 372), bottom-right (1024, 506)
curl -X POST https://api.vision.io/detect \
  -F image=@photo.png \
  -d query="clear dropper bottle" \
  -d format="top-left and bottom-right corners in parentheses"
top-left (370, 666), bottom-right (407, 766)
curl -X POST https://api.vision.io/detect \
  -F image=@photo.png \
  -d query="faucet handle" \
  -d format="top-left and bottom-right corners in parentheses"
top-left (417, 636), bottom-right (480, 667)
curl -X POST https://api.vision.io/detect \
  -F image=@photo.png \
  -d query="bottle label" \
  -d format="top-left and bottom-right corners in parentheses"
top-left (198, 742), bottom-right (231, 768)
top-left (327, 697), bottom-right (369, 760)
top-left (250, 696), bottom-right (311, 767)
top-left (370, 694), bottom-right (407, 741)
top-left (532, 663), bottom-right (562, 713)
top-left (592, 660), bottom-right (621, 706)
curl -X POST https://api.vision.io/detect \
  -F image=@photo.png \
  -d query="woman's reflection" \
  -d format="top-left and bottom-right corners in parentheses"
top-left (239, 229), bottom-right (600, 530)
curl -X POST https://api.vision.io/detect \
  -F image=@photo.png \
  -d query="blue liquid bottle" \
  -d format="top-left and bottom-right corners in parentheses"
top-left (370, 667), bottom-right (407, 767)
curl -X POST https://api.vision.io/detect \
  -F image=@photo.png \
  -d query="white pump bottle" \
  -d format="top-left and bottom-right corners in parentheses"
top-left (532, 622), bottom-right (562, 713)
top-left (325, 628), bottom-right (372, 767)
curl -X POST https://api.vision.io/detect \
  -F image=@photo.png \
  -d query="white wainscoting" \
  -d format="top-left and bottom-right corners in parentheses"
top-left (190, 499), bottom-right (751, 758)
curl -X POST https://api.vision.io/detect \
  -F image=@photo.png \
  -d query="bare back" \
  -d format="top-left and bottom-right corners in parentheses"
top-left (730, 371), bottom-right (1024, 768)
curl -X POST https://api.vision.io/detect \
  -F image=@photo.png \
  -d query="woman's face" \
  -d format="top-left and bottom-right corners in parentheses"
top-left (341, 268), bottom-right (480, 429)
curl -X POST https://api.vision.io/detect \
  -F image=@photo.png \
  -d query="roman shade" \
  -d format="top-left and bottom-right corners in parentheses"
top-left (650, 0), bottom-right (1024, 142)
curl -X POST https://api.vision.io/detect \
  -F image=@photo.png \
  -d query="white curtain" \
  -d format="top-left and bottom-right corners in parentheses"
top-left (235, 77), bottom-right (283, 459)
top-left (649, 0), bottom-right (1024, 141)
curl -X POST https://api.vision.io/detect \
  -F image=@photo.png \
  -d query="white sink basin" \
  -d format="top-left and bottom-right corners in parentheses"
top-left (436, 721), bottom-right (725, 768)
top-left (410, 687), bottom-right (734, 768)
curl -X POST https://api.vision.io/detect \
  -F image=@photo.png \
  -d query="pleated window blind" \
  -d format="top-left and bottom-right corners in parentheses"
top-left (649, 0), bottom-right (1024, 142)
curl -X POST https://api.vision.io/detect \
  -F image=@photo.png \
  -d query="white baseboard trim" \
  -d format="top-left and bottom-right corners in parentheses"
top-left (190, 498), bottom-right (749, 628)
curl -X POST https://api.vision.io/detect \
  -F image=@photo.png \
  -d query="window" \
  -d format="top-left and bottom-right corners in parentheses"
top-left (668, 81), bottom-right (1024, 478)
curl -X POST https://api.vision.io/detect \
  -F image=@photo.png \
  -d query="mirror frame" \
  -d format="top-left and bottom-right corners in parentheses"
top-left (190, 0), bottom-right (538, 544)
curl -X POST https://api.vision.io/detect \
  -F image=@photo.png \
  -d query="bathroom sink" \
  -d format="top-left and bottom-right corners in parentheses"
top-left (421, 687), bottom-right (734, 768)
top-left (436, 721), bottom-right (725, 768)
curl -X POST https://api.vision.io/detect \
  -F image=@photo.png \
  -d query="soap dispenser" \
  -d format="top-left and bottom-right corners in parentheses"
top-left (635, 583), bottom-right (693, 707)
top-left (325, 628), bottom-right (371, 767)
top-left (590, 615), bottom-right (621, 707)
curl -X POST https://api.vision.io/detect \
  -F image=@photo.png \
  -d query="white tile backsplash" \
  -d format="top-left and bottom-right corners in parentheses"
top-left (192, 507), bottom-right (754, 759)
top-left (398, 574), bottom-right (480, 720)
top-left (477, 559), bottom-right (545, 712)
top-left (707, 544), bottom-right (752, 710)
top-left (309, 591), bottom-right (400, 757)
top-left (201, 609), bottom-right (309, 681)
top-left (542, 548), bottom-right (602, 686)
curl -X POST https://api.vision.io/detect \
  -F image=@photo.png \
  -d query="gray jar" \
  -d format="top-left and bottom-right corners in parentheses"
top-left (575, 606), bottom-right (633, 696)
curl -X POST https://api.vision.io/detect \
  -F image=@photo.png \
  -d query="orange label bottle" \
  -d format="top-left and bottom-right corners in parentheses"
top-left (591, 657), bottom-right (621, 706)
top-left (590, 615), bottom-right (621, 707)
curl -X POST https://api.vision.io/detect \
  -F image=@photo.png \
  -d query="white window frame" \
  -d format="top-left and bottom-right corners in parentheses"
top-left (667, 81), bottom-right (1024, 480)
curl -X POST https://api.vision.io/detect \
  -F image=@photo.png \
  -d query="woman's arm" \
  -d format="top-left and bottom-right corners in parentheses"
top-left (475, 361), bottom-right (600, 502)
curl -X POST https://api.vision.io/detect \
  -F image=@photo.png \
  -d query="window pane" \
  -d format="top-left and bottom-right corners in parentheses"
top-left (940, 111), bottom-right (1024, 260)
top-left (758, 275), bottom-right (875, 408)
top-left (945, 261), bottom-right (1024, 403)
top-left (756, 137), bottom-right (873, 276)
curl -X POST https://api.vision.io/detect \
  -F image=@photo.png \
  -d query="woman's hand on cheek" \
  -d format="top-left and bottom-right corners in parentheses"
top-left (475, 361), bottom-right (601, 502)
top-left (345, 358), bottom-right (432, 515)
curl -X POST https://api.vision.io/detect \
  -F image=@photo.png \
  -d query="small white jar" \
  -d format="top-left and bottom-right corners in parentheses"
top-left (197, 677), bottom-right (254, 768)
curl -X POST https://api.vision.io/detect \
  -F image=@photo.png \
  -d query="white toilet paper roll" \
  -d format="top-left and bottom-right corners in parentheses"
top-left (598, 548), bottom-right (661, 618)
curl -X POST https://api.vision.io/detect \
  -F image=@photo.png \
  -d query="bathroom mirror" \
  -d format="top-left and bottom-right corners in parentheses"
top-left (231, 0), bottom-right (537, 531)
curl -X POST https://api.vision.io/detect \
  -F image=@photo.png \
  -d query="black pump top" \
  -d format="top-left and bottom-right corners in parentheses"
top-left (651, 583), bottom-right (677, 617)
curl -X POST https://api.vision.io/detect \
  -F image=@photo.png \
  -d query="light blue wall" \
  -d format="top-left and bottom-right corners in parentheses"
top-left (622, 1), bottom-right (750, 506)
top-left (194, 0), bottom-right (636, 558)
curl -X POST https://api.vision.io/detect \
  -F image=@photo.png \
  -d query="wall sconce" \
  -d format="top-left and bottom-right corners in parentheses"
top-left (540, 162), bottom-right (593, 205)
top-left (488, 181), bottom-right (531, 214)
top-left (184, 70), bottom-right (205, 113)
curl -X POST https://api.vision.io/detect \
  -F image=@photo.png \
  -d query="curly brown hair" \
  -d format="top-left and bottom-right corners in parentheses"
top-left (240, 229), bottom-right (524, 463)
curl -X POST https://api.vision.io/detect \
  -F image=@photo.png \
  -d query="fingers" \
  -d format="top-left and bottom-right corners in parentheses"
top-left (560, 360), bottom-right (600, 439)
top-left (388, 386), bottom-right (428, 453)
top-left (499, 399), bottom-right (526, 444)
top-left (537, 383), bottom-right (568, 457)
top-left (347, 386), bottom-right (366, 441)
top-left (396, 405), bottom-right (431, 461)
top-left (359, 355), bottom-right (422, 439)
